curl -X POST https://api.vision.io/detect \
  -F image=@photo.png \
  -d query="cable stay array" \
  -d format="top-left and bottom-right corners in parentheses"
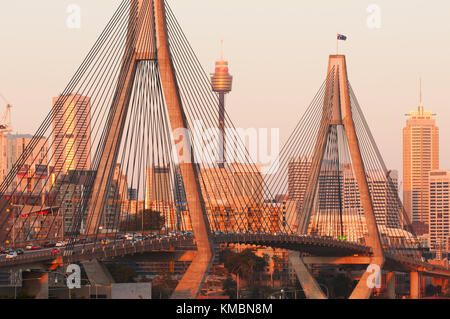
top-left (0, 0), bottom-right (281, 253)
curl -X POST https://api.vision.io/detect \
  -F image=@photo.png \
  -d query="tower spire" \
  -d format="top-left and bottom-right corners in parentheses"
top-left (211, 40), bottom-right (233, 167)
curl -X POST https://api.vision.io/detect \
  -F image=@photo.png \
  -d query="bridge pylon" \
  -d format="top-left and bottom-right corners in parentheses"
top-left (82, 0), bottom-right (213, 299)
top-left (0, 0), bottom-right (215, 299)
top-left (294, 55), bottom-right (385, 299)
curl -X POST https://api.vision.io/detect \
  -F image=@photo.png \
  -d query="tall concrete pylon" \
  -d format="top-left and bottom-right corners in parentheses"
top-left (294, 55), bottom-right (385, 299)
top-left (85, 0), bottom-right (214, 299)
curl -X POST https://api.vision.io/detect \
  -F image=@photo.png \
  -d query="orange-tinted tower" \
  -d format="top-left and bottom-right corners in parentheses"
top-left (211, 41), bottom-right (233, 168)
top-left (403, 80), bottom-right (439, 226)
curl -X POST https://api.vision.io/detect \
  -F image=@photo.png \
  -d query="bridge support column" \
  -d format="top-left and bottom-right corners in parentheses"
top-left (22, 271), bottom-right (48, 299)
top-left (386, 272), bottom-right (396, 299)
top-left (441, 278), bottom-right (449, 295)
top-left (152, 0), bottom-right (215, 299)
top-left (81, 259), bottom-right (115, 287)
top-left (289, 251), bottom-right (327, 299)
top-left (410, 271), bottom-right (420, 299)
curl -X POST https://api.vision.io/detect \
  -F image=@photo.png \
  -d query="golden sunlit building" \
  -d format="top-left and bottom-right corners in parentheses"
top-left (52, 94), bottom-right (91, 175)
top-left (288, 156), bottom-right (311, 202)
top-left (145, 166), bottom-right (178, 230)
top-left (403, 89), bottom-right (439, 226)
top-left (428, 170), bottom-right (450, 260)
top-left (6, 134), bottom-right (49, 195)
top-left (199, 163), bottom-right (264, 232)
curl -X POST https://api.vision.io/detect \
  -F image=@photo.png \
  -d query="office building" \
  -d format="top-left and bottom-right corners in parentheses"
top-left (403, 88), bottom-right (439, 226)
top-left (429, 170), bottom-right (450, 259)
top-left (52, 94), bottom-right (91, 174)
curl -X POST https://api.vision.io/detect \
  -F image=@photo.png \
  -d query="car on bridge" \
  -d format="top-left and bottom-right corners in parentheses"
top-left (63, 239), bottom-right (77, 246)
top-left (55, 241), bottom-right (66, 247)
top-left (5, 251), bottom-right (17, 259)
top-left (43, 241), bottom-right (56, 248)
top-left (15, 248), bottom-right (24, 255)
top-left (25, 244), bottom-right (41, 250)
top-left (0, 247), bottom-right (10, 255)
top-left (25, 244), bottom-right (42, 250)
top-left (50, 248), bottom-right (60, 254)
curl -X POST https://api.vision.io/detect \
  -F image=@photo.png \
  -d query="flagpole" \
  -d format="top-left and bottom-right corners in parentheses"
top-left (336, 36), bottom-right (338, 55)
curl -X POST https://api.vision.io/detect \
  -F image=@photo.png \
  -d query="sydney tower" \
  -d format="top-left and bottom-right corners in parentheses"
top-left (210, 41), bottom-right (233, 168)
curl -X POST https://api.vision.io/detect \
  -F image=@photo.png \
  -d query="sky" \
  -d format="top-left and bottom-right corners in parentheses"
top-left (0, 0), bottom-right (450, 185)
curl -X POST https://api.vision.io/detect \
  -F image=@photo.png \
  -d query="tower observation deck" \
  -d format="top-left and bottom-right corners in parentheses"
top-left (211, 41), bottom-right (233, 167)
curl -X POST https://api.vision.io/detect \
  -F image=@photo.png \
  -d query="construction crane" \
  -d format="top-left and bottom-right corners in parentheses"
top-left (0, 93), bottom-right (12, 133)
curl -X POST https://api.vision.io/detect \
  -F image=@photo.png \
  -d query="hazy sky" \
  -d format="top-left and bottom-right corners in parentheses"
top-left (1, 0), bottom-right (450, 184)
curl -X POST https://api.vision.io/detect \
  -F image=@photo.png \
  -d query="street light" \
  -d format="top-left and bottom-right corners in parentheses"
top-left (230, 263), bottom-right (244, 299)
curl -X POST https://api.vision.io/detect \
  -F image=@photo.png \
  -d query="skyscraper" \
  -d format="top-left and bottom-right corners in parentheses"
top-left (145, 166), bottom-right (172, 206)
top-left (307, 163), bottom-right (400, 241)
top-left (6, 134), bottom-right (49, 194)
top-left (52, 94), bottom-right (91, 175)
top-left (428, 170), bottom-right (450, 260)
top-left (403, 83), bottom-right (439, 226)
top-left (287, 156), bottom-right (311, 202)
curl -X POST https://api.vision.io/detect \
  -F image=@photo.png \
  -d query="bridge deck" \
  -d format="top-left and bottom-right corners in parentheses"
top-left (1, 234), bottom-right (448, 279)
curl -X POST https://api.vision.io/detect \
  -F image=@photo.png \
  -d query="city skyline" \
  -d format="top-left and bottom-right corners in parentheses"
top-left (1, 1), bottom-right (450, 184)
top-left (0, 0), bottom-right (448, 301)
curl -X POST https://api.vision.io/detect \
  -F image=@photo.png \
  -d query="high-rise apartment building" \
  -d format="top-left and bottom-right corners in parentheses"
top-left (0, 131), bottom-right (7, 183)
top-left (5, 134), bottom-right (49, 194)
top-left (288, 156), bottom-right (311, 202)
top-left (145, 166), bottom-right (172, 206)
top-left (54, 165), bottom-right (127, 234)
top-left (367, 169), bottom-right (401, 229)
top-left (52, 94), bottom-right (91, 175)
top-left (199, 163), bottom-right (264, 232)
top-left (200, 163), bottom-right (264, 209)
top-left (54, 170), bottom-right (95, 234)
top-left (428, 170), bottom-right (450, 259)
top-left (145, 166), bottom-right (176, 230)
top-left (230, 163), bottom-right (264, 206)
top-left (403, 91), bottom-right (439, 226)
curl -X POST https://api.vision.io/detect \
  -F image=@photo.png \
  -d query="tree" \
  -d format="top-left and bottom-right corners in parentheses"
top-left (221, 248), bottom-right (269, 285)
top-left (152, 272), bottom-right (179, 299)
top-left (222, 277), bottom-right (237, 299)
